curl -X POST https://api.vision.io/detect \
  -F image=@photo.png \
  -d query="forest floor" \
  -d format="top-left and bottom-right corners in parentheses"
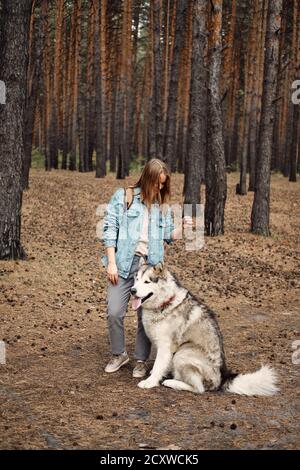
top-left (0, 169), bottom-right (299, 450)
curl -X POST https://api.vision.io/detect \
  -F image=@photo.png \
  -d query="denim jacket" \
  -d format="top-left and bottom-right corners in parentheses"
top-left (100, 186), bottom-right (175, 279)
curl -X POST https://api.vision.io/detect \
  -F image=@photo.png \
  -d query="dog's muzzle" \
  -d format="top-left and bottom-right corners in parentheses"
top-left (131, 291), bottom-right (153, 310)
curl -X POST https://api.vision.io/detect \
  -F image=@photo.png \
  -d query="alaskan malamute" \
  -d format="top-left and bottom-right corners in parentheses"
top-left (131, 261), bottom-right (279, 395)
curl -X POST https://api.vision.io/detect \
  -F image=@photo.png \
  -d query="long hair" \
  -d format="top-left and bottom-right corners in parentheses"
top-left (126, 159), bottom-right (171, 213)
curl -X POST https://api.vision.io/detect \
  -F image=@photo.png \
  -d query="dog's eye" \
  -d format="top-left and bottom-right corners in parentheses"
top-left (144, 280), bottom-right (151, 284)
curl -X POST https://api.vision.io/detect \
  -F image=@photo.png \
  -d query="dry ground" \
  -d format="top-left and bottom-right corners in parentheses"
top-left (0, 170), bottom-right (299, 450)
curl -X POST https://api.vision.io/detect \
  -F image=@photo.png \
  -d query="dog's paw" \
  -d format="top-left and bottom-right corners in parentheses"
top-left (138, 377), bottom-right (159, 389)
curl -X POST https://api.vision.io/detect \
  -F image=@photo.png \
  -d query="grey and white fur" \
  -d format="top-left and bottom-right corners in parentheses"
top-left (130, 260), bottom-right (279, 395)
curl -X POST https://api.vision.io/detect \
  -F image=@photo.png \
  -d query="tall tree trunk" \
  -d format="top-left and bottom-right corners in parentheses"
top-left (100, 0), bottom-right (108, 171)
top-left (86, 0), bottom-right (96, 172)
top-left (131, 0), bottom-right (143, 159)
top-left (0, 0), bottom-right (32, 259)
top-left (251, 0), bottom-right (282, 236)
top-left (223, 0), bottom-right (237, 166)
top-left (164, 0), bottom-right (187, 172)
top-left (161, 0), bottom-right (172, 140)
top-left (238, 0), bottom-right (258, 195)
top-left (42, 0), bottom-right (51, 171)
top-left (205, 0), bottom-right (227, 235)
top-left (23, 1), bottom-right (43, 189)
top-left (78, 1), bottom-right (86, 173)
top-left (248, 0), bottom-right (264, 191)
top-left (69, 0), bottom-right (81, 171)
top-left (272, 0), bottom-right (287, 173)
top-left (177, 0), bottom-right (193, 173)
top-left (183, 0), bottom-right (207, 216)
top-left (121, 0), bottom-right (133, 177)
top-left (95, 0), bottom-right (105, 178)
top-left (289, 0), bottom-right (299, 182)
top-left (151, 0), bottom-right (164, 160)
top-left (62, 10), bottom-right (70, 170)
top-left (49, 0), bottom-right (64, 169)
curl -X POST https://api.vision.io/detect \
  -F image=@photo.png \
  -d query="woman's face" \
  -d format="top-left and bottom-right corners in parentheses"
top-left (155, 173), bottom-right (167, 194)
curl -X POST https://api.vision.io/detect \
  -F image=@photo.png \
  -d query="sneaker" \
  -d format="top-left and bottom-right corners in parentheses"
top-left (132, 360), bottom-right (148, 378)
top-left (104, 352), bottom-right (129, 373)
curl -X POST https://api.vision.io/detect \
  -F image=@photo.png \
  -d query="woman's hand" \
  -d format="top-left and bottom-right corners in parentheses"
top-left (171, 216), bottom-right (194, 241)
top-left (182, 215), bottom-right (193, 229)
top-left (107, 262), bottom-right (119, 285)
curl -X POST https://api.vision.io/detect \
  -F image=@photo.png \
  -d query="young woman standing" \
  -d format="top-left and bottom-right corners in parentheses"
top-left (101, 158), bottom-right (192, 378)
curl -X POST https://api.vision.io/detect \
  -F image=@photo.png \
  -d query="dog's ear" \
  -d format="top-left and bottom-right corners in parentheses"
top-left (153, 262), bottom-right (166, 276)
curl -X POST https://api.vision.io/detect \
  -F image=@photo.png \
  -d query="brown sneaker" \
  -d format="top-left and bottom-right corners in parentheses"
top-left (132, 360), bottom-right (148, 378)
top-left (104, 352), bottom-right (129, 373)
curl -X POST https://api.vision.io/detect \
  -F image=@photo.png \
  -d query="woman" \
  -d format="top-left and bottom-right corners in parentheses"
top-left (101, 158), bottom-right (192, 378)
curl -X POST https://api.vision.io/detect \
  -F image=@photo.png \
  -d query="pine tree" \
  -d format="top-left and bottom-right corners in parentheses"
top-left (251, 0), bottom-right (283, 236)
top-left (0, 0), bottom-right (33, 259)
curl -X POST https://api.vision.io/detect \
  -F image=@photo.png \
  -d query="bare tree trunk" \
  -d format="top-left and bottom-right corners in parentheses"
top-left (164, 0), bottom-right (187, 172)
top-left (205, 0), bottom-right (227, 235)
top-left (151, 0), bottom-right (164, 160)
top-left (184, 0), bottom-right (207, 215)
top-left (94, 0), bottom-right (105, 178)
top-left (23, 1), bottom-right (44, 189)
top-left (177, 0), bottom-right (193, 173)
top-left (148, 4), bottom-right (156, 159)
top-left (78, 1), bottom-right (86, 173)
top-left (249, 0), bottom-right (267, 190)
top-left (69, 0), bottom-right (81, 171)
top-left (131, 0), bottom-right (143, 159)
top-left (42, 0), bottom-right (51, 171)
top-left (222, 0), bottom-right (236, 166)
top-left (83, 0), bottom-right (95, 172)
top-left (0, 0), bottom-right (32, 259)
top-left (238, 0), bottom-right (258, 195)
top-left (271, 0), bottom-right (287, 172)
top-left (49, 0), bottom-right (64, 170)
top-left (61, 9), bottom-right (70, 170)
top-left (251, 0), bottom-right (282, 236)
top-left (289, 0), bottom-right (299, 182)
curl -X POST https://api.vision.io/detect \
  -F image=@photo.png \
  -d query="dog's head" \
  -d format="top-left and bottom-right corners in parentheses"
top-left (131, 261), bottom-right (172, 310)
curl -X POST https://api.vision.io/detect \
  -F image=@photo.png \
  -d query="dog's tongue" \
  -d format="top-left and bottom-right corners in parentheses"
top-left (132, 296), bottom-right (142, 310)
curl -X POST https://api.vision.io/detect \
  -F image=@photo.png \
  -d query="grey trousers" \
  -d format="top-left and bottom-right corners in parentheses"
top-left (106, 254), bottom-right (151, 361)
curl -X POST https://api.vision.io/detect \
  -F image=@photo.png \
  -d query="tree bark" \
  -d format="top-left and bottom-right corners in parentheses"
top-left (184, 0), bottom-right (207, 216)
top-left (251, 0), bottom-right (282, 236)
top-left (49, 0), bottom-right (64, 170)
top-left (69, 0), bottom-right (81, 171)
top-left (223, 0), bottom-right (236, 167)
top-left (289, 0), bottom-right (299, 182)
top-left (23, 1), bottom-right (43, 189)
top-left (163, 0), bottom-right (187, 172)
top-left (94, 0), bottom-right (105, 178)
top-left (238, 0), bottom-right (258, 195)
top-left (205, 0), bottom-right (227, 235)
top-left (151, 0), bottom-right (164, 160)
top-left (0, 0), bottom-right (32, 259)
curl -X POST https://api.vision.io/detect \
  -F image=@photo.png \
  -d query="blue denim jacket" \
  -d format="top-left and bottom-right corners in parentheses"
top-left (100, 186), bottom-right (175, 279)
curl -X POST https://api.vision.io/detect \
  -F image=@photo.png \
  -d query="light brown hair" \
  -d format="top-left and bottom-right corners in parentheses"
top-left (127, 158), bottom-right (171, 213)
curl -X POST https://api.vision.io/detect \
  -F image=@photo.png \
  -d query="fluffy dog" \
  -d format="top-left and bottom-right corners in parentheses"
top-left (131, 261), bottom-right (279, 395)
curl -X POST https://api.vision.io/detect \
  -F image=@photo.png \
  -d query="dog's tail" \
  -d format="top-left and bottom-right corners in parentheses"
top-left (223, 365), bottom-right (279, 396)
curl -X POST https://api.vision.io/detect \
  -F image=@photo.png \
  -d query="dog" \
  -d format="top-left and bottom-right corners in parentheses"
top-left (130, 261), bottom-right (279, 395)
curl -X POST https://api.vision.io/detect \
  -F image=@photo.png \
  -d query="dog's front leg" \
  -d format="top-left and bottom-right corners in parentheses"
top-left (138, 345), bottom-right (172, 389)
